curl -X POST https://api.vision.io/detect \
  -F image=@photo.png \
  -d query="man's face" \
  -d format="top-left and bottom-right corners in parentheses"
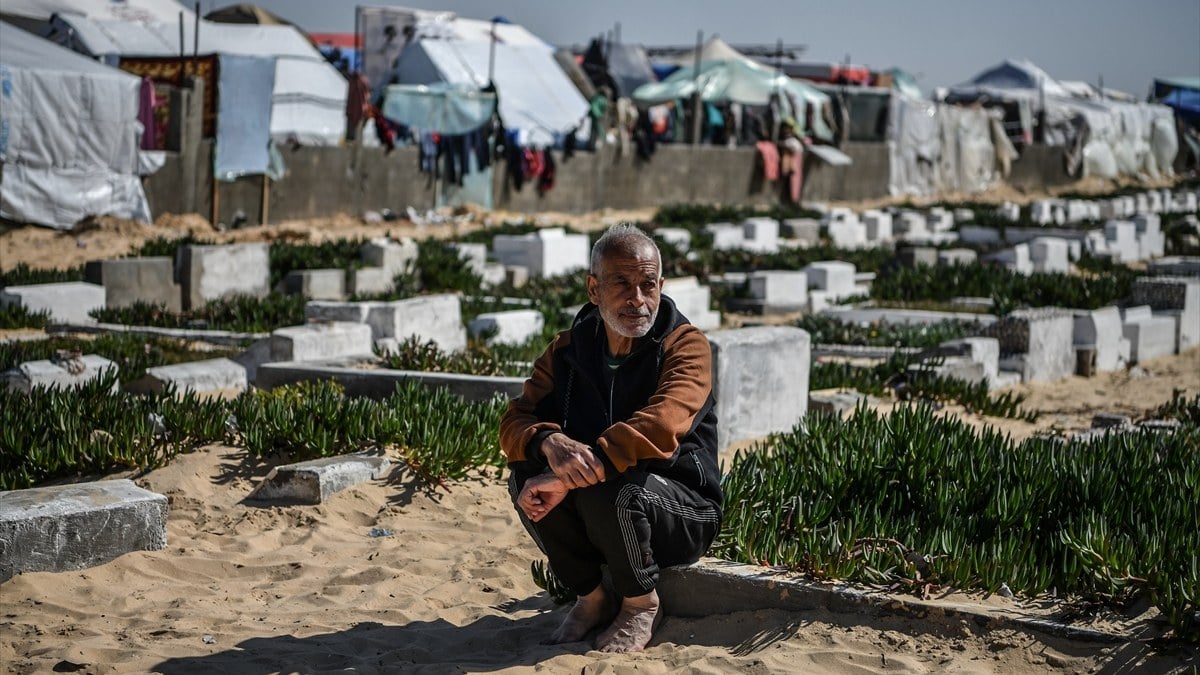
top-left (586, 247), bottom-right (664, 339)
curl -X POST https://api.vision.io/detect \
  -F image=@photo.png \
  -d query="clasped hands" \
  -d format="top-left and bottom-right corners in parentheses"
top-left (517, 432), bottom-right (607, 522)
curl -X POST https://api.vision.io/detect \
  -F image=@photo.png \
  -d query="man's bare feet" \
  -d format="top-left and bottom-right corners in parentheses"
top-left (543, 585), bottom-right (614, 644)
top-left (595, 589), bottom-right (662, 653)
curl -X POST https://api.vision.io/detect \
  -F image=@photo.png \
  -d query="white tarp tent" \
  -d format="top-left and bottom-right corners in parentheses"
top-left (0, 22), bottom-right (152, 229)
top-left (947, 59), bottom-right (1177, 180)
top-left (7, 0), bottom-right (347, 146)
top-left (364, 7), bottom-right (588, 146)
top-left (887, 94), bottom-right (1009, 197)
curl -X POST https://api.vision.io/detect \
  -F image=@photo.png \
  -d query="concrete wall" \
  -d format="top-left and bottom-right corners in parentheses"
top-left (140, 104), bottom-right (1076, 221)
top-left (1006, 145), bottom-right (1074, 191)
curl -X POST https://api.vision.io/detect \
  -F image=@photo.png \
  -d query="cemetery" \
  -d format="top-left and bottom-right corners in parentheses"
top-left (2, 186), bottom-right (1200, 658)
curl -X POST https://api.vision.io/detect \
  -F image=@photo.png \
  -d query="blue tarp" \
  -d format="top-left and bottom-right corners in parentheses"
top-left (214, 54), bottom-right (276, 181)
top-left (382, 83), bottom-right (497, 134)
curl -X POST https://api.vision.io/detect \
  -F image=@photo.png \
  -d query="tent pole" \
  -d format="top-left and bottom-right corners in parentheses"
top-left (261, 175), bottom-right (270, 226)
top-left (691, 30), bottom-right (702, 146)
top-left (488, 18), bottom-right (497, 85)
top-left (178, 11), bottom-right (185, 79)
top-left (193, 2), bottom-right (199, 71)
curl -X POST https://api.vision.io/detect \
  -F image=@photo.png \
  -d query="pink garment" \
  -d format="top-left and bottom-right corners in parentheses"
top-left (137, 77), bottom-right (157, 150)
top-left (755, 141), bottom-right (779, 181)
top-left (789, 145), bottom-right (804, 202)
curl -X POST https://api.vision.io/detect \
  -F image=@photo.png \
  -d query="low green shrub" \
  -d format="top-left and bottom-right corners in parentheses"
top-left (90, 294), bottom-right (306, 333)
top-left (0, 334), bottom-right (237, 383)
top-left (0, 304), bottom-right (50, 329)
top-left (718, 404), bottom-right (1200, 640)
top-left (0, 263), bottom-right (85, 288)
top-left (798, 315), bottom-right (981, 348)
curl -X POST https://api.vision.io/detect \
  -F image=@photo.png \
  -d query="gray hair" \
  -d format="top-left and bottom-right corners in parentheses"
top-left (589, 223), bottom-right (662, 277)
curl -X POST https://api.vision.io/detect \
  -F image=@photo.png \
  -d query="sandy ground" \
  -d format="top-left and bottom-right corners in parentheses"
top-left (3, 188), bottom-right (1198, 672)
top-left (1, 348), bottom-right (1197, 673)
top-left (2, 438), bottom-right (1194, 675)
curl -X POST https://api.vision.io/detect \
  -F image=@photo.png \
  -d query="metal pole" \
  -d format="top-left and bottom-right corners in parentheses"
top-left (354, 6), bottom-right (361, 74)
top-left (192, 1), bottom-right (199, 71)
top-left (178, 11), bottom-right (185, 80)
top-left (260, 174), bottom-right (270, 226)
top-left (488, 18), bottom-right (497, 86)
top-left (691, 30), bottom-right (703, 145)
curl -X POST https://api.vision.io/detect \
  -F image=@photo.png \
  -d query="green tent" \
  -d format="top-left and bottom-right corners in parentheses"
top-left (633, 57), bottom-right (833, 141)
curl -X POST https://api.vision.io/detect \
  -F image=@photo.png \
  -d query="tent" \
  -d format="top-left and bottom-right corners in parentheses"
top-left (364, 7), bottom-right (588, 146)
top-left (8, 0), bottom-right (347, 146)
top-left (0, 22), bottom-right (152, 229)
top-left (947, 59), bottom-right (1177, 179)
top-left (632, 39), bottom-right (834, 142)
top-left (581, 39), bottom-right (656, 99)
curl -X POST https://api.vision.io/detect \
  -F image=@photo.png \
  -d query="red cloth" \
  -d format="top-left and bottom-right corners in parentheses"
top-left (755, 141), bottom-right (779, 181)
top-left (346, 73), bottom-right (371, 133)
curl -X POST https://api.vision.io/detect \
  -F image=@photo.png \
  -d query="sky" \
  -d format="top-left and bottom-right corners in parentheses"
top-left (239, 0), bottom-right (1200, 97)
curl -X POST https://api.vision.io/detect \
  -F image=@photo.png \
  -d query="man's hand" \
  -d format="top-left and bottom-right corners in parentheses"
top-left (541, 432), bottom-right (606, 489)
top-left (517, 473), bottom-right (569, 522)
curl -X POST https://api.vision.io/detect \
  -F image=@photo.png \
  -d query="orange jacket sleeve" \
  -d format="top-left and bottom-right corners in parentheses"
top-left (499, 330), bottom-right (569, 462)
top-left (596, 324), bottom-right (712, 473)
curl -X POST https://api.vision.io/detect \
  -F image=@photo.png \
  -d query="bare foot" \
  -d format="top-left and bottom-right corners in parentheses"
top-left (543, 585), bottom-right (613, 644)
top-left (595, 589), bottom-right (662, 653)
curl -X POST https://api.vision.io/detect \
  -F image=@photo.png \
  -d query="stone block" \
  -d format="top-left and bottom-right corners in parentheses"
top-left (802, 261), bottom-right (856, 298)
top-left (1147, 257), bottom-right (1200, 277)
top-left (282, 269), bottom-right (346, 300)
top-left (347, 267), bottom-right (394, 297)
top-left (827, 218), bottom-right (866, 249)
top-left (84, 257), bottom-right (181, 312)
top-left (1138, 230), bottom-right (1165, 260)
top-left (0, 282), bottom-right (106, 324)
top-left (655, 227), bottom-right (693, 252)
top-left (663, 277), bottom-right (721, 331)
top-left (480, 262), bottom-right (507, 288)
top-left (1030, 237), bottom-right (1070, 274)
top-left (952, 208), bottom-right (974, 224)
top-left (910, 357), bottom-right (987, 385)
top-left (1132, 276), bottom-right (1200, 351)
top-left (740, 218), bottom-right (780, 253)
top-left (894, 211), bottom-right (927, 237)
top-left (704, 223), bottom-right (744, 251)
top-left (449, 243), bottom-right (488, 277)
top-left (0, 480), bottom-right (167, 582)
top-left (504, 265), bottom-right (530, 288)
top-left (270, 321), bottom-right (374, 362)
top-left (3, 354), bottom-right (117, 394)
top-left (130, 357), bottom-right (248, 395)
top-left (1122, 305), bottom-right (1153, 323)
top-left (958, 225), bottom-right (1003, 245)
top-left (897, 246), bottom-right (938, 268)
top-left (926, 208), bottom-right (955, 232)
top-left (999, 202), bottom-right (1021, 221)
top-left (708, 326), bottom-right (810, 450)
top-left (468, 309), bottom-right (545, 346)
top-left (862, 211), bottom-right (892, 243)
top-left (780, 218), bottom-right (820, 243)
top-left (1073, 307), bottom-right (1127, 372)
top-left (178, 243), bottom-right (269, 311)
top-left (360, 237), bottom-right (418, 278)
top-left (937, 248), bottom-right (977, 267)
top-left (939, 337), bottom-right (1000, 386)
top-left (1103, 221), bottom-right (1139, 264)
top-left (983, 308), bottom-right (1074, 383)
top-left (746, 271), bottom-right (807, 309)
top-left (987, 244), bottom-right (1032, 275)
top-left (247, 453), bottom-right (390, 504)
top-left (808, 389), bottom-right (870, 418)
top-left (306, 294), bottom-right (467, 353)
top-left (492, 228), bottom-right (589, 278)
top-left (1122, 316), bottom-right (1177, 363)
top-left (1134, 214), bottom-right (1161, 235)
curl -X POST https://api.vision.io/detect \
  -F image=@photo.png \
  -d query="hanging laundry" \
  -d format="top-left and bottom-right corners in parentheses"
top-left (755, 141), bottom-right (779, 181)
top-left (538, 149), bottom-right (557, 195)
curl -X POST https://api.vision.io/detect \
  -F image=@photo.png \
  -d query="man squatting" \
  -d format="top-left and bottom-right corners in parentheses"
top-left (500, 224), bottom-right (723, 653)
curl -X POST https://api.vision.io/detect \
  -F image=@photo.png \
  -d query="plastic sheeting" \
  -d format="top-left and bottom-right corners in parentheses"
top-left (632, 58), bottom-right (834, 141)
top-left (365, 8), bottom-right (585, 146)
top-left (214, 55), bottom-right (275, 181)
top-left (0, 22), bottom-right (151, 230)
top-left (43, 9), bottom-right (346, 146)
top-left (887, 94), bottom-right (1004, 197)
top-left (381, 84), bottom-right (496, 135)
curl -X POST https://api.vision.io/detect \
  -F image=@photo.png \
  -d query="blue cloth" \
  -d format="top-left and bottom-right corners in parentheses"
top-left (382, 83), bottom-right (496, 135)
top-left (214, 54), bottom-right (275, 181)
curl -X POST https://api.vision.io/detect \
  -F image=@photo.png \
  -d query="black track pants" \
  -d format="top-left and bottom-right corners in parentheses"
top-left (510, 470), bottom-right (721, 598)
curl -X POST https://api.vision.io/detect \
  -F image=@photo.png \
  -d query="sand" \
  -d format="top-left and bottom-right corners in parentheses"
top-left (3, 195), bottom-right (1199, 672)
top-left (2, 347), bottom-right (1197, 673)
